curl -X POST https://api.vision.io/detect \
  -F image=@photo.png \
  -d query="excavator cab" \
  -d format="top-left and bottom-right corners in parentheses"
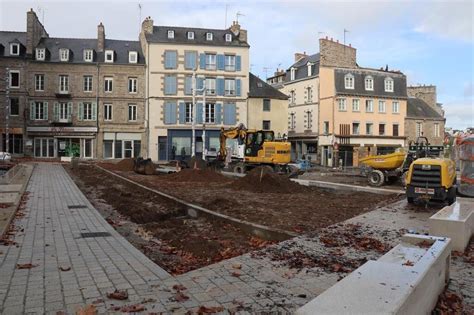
top-left (245, 131), bottom-right (274, 157)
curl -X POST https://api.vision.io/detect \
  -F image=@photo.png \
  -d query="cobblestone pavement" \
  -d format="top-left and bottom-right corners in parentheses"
top-left (0, 164), bottom-right (471, 314)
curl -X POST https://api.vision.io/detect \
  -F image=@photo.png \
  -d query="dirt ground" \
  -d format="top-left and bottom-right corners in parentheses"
top-left (98, 164), bottom-right (402, 233)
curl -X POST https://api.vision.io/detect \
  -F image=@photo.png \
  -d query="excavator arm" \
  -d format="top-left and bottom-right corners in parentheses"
top-left (218, 124), bottom-right (247, 161)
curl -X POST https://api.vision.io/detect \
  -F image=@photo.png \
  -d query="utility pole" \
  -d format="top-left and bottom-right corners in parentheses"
top-left (191, 72), bottom-right (196, 157)
top-left (5, 68), bottom-right (10, 154)
top-left (202, 84), bottom-right (206, 160)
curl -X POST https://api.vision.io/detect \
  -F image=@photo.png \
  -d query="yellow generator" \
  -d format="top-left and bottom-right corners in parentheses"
top-left (405, 158), bottom-right (457, 204)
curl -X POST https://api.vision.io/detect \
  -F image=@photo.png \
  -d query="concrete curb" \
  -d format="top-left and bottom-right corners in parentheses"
top-left (291, 178), bottom-right (404, 195)
top-left (95, 165), bottom-right (297, 241)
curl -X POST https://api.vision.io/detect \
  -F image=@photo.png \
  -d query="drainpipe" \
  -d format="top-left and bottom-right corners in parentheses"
top-left (202, 83), bottom-right (206, 160)
top-left (95, 61), bottom-right (100, 159)
top-left (145, 41), bottom-right (150, 159)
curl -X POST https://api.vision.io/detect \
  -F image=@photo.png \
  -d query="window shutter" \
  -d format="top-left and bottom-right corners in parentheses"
top-left (171, 76), bottom-right (177, 94)
top-left (199, 53), bottom-right (206, 69)
top-left (178, 102), bottom-right (186, 124)
top-left (235, 55), bottom-right (241, 71)
top-left (30, 101), bottom-right (35, 120)
top-left (197, 77), bottom-right (204, 95)
top-left (185, 76), bottom-right (192, 95)
top-left (171, 51), bottom-right (177, 68)
top-left (190, 52), bottom-right (196, 70)
top-left (164, 102), bottom-right (177, 124)
top-left (236, 79), bottom-right (241, 96)
top-left (217, 55), bottom-right (225, 70)
top-left (215, 103), bottom-right (222, 124)
top-left (92, 102), bottom-right (97, 121)
top-left (196, 102), bottom-right (203, 124)
top-left (53, 102), bottom-right (59, 121)
top-left (224, 103), bottom-right (236, 125)
top-left (217, 78), bottom-right (225, 96)
top-left (67, 102), bottom-right (73, 120)
top-left (44, 102), bottom-right (48, 120)
top-left (78, 102), bottom-right (83, 121)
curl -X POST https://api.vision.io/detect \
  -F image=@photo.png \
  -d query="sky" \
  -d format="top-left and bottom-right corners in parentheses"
top-left (1, 0), bottom-right (473, 129)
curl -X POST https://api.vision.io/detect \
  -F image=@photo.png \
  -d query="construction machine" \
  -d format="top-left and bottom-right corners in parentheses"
top-left (217, 124), bottom-right (291, 173)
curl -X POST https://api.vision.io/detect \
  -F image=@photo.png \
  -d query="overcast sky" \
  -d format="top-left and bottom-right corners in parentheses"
top-left (1, 0), bottom-right (473, 129)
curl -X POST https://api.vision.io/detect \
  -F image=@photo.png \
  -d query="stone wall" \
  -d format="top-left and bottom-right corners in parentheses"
top-left (26, 9), bottom-right (48, 56)
top-left (319, 38), bottom-right (356, 68)
top-left (405, 118), bottom-right (445, 145)
top-left (407, 85), bottom-right (443, 116)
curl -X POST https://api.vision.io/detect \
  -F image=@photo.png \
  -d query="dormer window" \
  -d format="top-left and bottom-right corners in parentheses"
top-left (290, 67), bottom-right (296, 81)
top-left (10, 43), bottom-right (19, 56)
top-left (307, 62), bottom-right (313, 77)
top-left (225, 34), bottom-right (232, 42)
top-left (206, 32), bottom-right (213, 41)
top-left (384, 77), bottom-right (394, 92)
top-left (59, 48), bottom-right (69, 62)
top-left (84, 49), bottom-right (93, 62)
top-left (365, 76), bottom-right (374, 91)
top-left (344, 73), bottom-right (354, 89)
top-left (128, 51), bottom-right (138, 63)
top-left (105, 50), bottom-right (114, 63)
top-left (167, 30), bottom-right (174, 39)
top-left (187, 32), bottom-right (194, 40)
top-left (36, 48), bottom-right (45, 61)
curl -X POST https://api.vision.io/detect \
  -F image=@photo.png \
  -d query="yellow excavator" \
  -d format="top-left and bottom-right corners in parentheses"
top-left (217, 124), bottom-right (291, 173)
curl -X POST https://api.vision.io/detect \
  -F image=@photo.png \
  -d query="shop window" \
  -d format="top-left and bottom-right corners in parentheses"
top-left (2, 134), bottom-right (23, 154)
top-left (133, 140), bottom-right (141, 158)
top-left (115, 141), bottom-right (122, 159)
top-left (9, 98), bottom-right (19, 116)
top-left (103, 140), bottom-right (113, 158)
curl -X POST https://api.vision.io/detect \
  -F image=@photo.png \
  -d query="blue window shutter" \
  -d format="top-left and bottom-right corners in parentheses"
top-left (164, 103), bottom-right (170, 124)
top-left (236, 55), bottom-right (241, 71)
top-left (223, 103), bottom-right (236, 125)
top-left (164, 102), bottom-right (177, 124)
top-left (236, 79), bottom-right (241, 96)
top-left (190, 52), bottom-right (196, 69)
top-left (196, 102), bottom-right (203, 124)
top-left (171, 76), bottom-right (177, 94)
top-left (197, 77), bottom-right (204, 95)
top-left (178, 102), bottom-right (186, 124)
top-left (185, 52), bottom-right (196, 70)
top-left (199, 54), bottom-right (206, 69)
top-left (164, 51), bottom-right (170, 68)
top-left (165, 76), bottom-right (177, 95)
top-left (164, 76), bottom-right (170, 94)
top-left (217, 78), bottom-right (225, 96)
top-left (30, 102), bottom-right (35, 120)
top-left (215, 103), bottom-right (222, 124)
top-left (171, 51), bottom-right (177, 68)
top-left (185, 76), bottom-right (192, 95)
top-left (217, 55), bottom-right (225, 70)
top-left (165, 51), bottom-right (176, 69)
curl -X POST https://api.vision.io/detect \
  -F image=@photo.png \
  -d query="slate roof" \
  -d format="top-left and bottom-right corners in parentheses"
top-left (407, 98), bottom-right (444, 119)
top-left (334, 68), bottom-right (407, 98)
top-left (248, 73), bottom-right (288, 100)
top-left (285, 53), bottom-right (320, 81)
top-left (145, 26), bottom-right (249, 47)
top-left (0, 31), bottom-right (27, 57)
top-left (35, 37), bottom-right (144, 64)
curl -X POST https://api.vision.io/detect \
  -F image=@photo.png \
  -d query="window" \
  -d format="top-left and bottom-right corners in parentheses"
top-left (167, 30), bottom-right (174, 39)
top-left (416, 122), bottom-right (423, 137)
top-left (352, 99), bottom-right (360, 111)
top-left (128, 104), bottom-right (137, 121)
top-left (164, 75), bottom-right (177, 95)
top-left (104, 104), bottom-right (112, 121)
top-left (58, 102), bottom-right (69, 121)
top-left (33, 102), bottom-right (46, 120)
top-left (9, 98), bottom-right (19, 116)
top-left (289, 113), bottom-right (296, 130)
top-left (379, 123), bottom-right (385, 136)
top-left (9, 71), bottom-right (19, 88)
top-left (262, 120), bottom-right (271, 130)
top-left (263, 99), bottom-right (271, 111)
top-left (184, 51), bottom-right (197, 70)
top-left (10, 43), bottom-right (19, 56)
top-left (164, 50), bottom-right (177, 69)
top-left (2, 134), bottom-right (23, 154)
top-left (187, 32), bottom-right (194, 40)
top-left (84, 49), bottom-right (93, 62)
top-left (59, 48), bottom-right (69, 61)
top-left (34, 138), bottom-right (54, 158)
top-left (378, 100), bottom-right (386, 113)
top-left (105, 50), bottom-right (114, 63)
top-left (225, 79), bottom-right (235, 96)
top-left (59, 75), bottom-right (69, 93)
top-left (205, 54), bottom-right (216, 70)
top-left (384, 77), bottom-right (394, 92)
top-left (352, 122), bottom-right (360, 135)
top-left (104, 77), bottom-right (113, 92)
top-left (225, 34), bottom-right (232, 42)
top-left (393, 124), bottom-right (399, 137)
top-left (128, 51), bottom-right (138, 63)
top-left (205, 103), bottom-right (215, 123)
top-left (307, 63), bottom-right (312, 76)
top-left (224, 55), bottom-right (236, 71)
top-left (290, 68), bottom-right (296, 80)
top-left (365, 76), bottom-right (374, 91)
top-left (128, 77), bottom-right (137, 93)
top-left (434, 123), bottom-right (440, 137)
top-left (338, 98), bottom-right (347, 111)
top-left (82, 103), bottom-right (94, 120)
top-left (103, 140), bottom-right (113, 158)
top-left (206, 32), bottom-right (213, 41)
top-left (366, 123), bottom-right (373, 135)
top-left (289, 90), bottom-right (296, 105)
top-left (365, 99), bottom-right (373, 112)
top-left (344, 74), bottom-right (354, 89)
top-left (81, 75), bottom-right (92, 92)
top-left (206, 78), bottom-right (216, 95)
top-left (185, 102), bottom-right (193, 123)
top-left (392, 101), bottom-right (399, 113)
top-left (306, 87), bottom-right (313, 102)
top-left (35, 74), bottom-right (44, 91)
top-left (324, 121), bottom-right (329, 134)
top-left (305, 110), bottom-right (313, 129)
top-left (36, 48), bottom-right (45, 60)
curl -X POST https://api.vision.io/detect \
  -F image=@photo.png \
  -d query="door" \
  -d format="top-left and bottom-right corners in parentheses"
top-left (339, 146), bottom-right (353, 167)
top-left (124, 140), bottom-right (133, 158)
top-left (158, 136), bottom-right (168, 160)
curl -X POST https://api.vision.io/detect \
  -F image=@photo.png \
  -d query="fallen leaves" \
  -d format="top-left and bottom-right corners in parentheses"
top-left (173, 291), bottom-right (189, 302)
top-left (319, 224), bottom-right (388, 253)
top-left (59, 266), bottom-right (71, 272)
top-left (172, 284), bottom-right (187, 291)
top-left (106, 289), bottom-right (128, 300)
top-left (402, 260), bottom-right (414, 266)
top-left (231, 263), bottom-right (242, 269)
top-left (16, 263), bottom-right (38, 269)
top-left (434, 291), bottom-right (464, 314)
top-left (109, 304), bottom-right (145, 313)
top-left (231, 271), bottom-right (241, 277)
top-left (75, 304), bottom-right (97, 315)
top-left (249, 236), bottom-right (275, 249)
top-left (196, 305), bottom-right (224, 314)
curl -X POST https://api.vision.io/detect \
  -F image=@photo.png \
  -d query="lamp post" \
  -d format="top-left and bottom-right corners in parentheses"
top-left (5, 68), bottom-right (10, 154)
top-left (191, 72), bottom-right (206, 158)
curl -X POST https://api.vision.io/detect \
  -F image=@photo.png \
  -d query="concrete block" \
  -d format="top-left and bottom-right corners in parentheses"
top-left (60, 156), bottom-right (73, 162)
top-left (0, 185), bottom-right (22, 193)
top-left (296, 234), bottom-right (451, 315)
top-left (429, 197), bottom-right (474, 252)
top-left (0, 192), bottom-right (19, 204)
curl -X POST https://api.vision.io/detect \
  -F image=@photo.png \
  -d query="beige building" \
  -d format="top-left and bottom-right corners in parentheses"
top-left (247, 73), bottom-right (288, 137)
top-left (140, 18), bottom-right (250, 161)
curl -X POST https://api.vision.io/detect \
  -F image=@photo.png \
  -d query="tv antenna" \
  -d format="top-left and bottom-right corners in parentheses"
top-left (138, 2), bottom-right (142, 34)
top-left (37, 6), bottom-right (45, 25)
top-left (344, 28), bottom-right (349, 45)
top-left (263, 67), bottom-right (271, 79)
top-left (225, 3), bottom-right (229, 28)
top-left (236, 11), bottom-right (245, 23)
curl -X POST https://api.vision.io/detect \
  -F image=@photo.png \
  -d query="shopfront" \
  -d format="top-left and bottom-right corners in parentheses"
top-left (161, 129), bottom-right (221, 161)
top-left (102, 132), bottom-right (142, 159)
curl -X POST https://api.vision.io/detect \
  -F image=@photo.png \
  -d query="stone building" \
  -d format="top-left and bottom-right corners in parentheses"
top-left (140, 18), bottom-right (250, 161)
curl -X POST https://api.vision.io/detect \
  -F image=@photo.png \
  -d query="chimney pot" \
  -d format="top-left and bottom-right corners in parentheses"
top-left (336, 39), bottom-right (339, 43)
top-left (349, 43), bottom-right (351, 47)
top-left (325, 36), bottom-right (328, 39)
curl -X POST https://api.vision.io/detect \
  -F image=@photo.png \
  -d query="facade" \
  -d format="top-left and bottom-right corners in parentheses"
top-left (247, 73), bottom-right (288, 137)
top-left (140, 18), bottom-right (250, 161)
top-left (405, 97), bottom-right (445, 146)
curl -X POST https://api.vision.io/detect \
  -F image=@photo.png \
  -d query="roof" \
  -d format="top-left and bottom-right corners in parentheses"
top-left (0, 31), bottom-right (27, 57)
top-left (335, 68), bottom-right (407, 98)
top-left (145, 26), bottom-right (249, 47)
top-left (284, 53), bottom-right (320, 82)
top-left (407, 98), bottom-right (444, 119)
top-left (35, 37), bottom-right (144, 64)
top-left (248, 73), bottom-right (288, 100)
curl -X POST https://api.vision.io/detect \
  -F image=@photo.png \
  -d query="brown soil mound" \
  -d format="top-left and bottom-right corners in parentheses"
top-left (233, 167), bottom-right (306, 193)
top-left (164, 168), bottom-right (229, 183)
top-left (115, 158), bottom-right (135, 171)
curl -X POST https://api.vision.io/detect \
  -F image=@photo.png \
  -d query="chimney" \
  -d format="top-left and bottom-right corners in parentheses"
top-left (97, 22), bottom-right (105, 53)
top-left (26, 8), bottom-right (49, 56)
top-left (141, 16), bottom-right (154, 35)
top-left (294, 52), bottom-right (308, 62)
top-left (319, 37), bottom-right (356, 68)
top-left (229, 21), bottom-right (247, 43)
